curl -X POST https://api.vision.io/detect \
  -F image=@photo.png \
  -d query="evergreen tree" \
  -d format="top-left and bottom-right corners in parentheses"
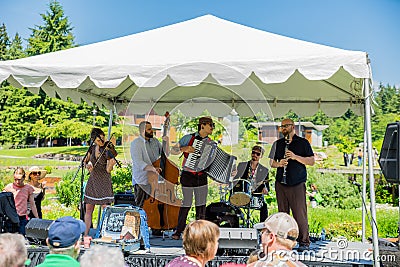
top-left (26, 0), bottom-right (75, 56)
top-left (375, 84), bottom-right (400, 114)
top-left (5, 33), bottom-right (26, 60)
top-left (0, 23), bottom-right (10, 60)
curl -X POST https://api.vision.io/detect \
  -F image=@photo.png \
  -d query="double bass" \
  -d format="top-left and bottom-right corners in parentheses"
top-left (142, 112), bottom-right (181, 230)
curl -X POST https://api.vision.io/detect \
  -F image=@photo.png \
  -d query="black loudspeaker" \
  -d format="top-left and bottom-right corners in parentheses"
top-left (0, 192), bottom-right (19, 233)
top-left (218, 227), bottom-right (259, 249)
top-left (114, 192), bottom-right (136, 206)
top-left (26, 218), bottom-right (54, 242)
top-left (379, 122), bottom-right (400, 184)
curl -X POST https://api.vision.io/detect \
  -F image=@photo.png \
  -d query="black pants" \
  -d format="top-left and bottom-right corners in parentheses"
top-left (259, 201), bottom-right (268, 222)
top-left (175, 171), bottom-right (208, 234)
top-left (134, 184), bottom-right (151, 208)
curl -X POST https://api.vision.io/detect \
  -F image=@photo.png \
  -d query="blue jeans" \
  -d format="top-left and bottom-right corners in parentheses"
top-left (18, 215), bottom-right (27, 236)
top-left (138, 209), bottom-right (150, 249)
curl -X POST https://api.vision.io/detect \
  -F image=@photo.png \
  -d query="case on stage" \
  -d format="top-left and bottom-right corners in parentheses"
top-left (93, 204), bottom-right (150, 252)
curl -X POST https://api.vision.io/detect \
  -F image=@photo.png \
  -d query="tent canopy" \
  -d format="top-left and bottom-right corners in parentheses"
top-left (0, 14), bottom-right (369, 117)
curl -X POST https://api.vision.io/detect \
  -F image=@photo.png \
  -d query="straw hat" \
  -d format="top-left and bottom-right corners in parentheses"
top-left (27, 166), bottom-right (47, 180)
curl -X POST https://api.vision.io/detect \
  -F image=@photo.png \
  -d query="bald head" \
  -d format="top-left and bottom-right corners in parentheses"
top-left (280, 118), bottom-right (295, 137)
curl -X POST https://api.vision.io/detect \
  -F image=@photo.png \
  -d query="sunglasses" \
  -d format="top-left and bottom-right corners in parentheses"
top-left (204, 122), bottom-right (215, 128)
top-left (32, 171), bottom-right (41, 175)
top-left (252, 151), bottom-right (261, 156)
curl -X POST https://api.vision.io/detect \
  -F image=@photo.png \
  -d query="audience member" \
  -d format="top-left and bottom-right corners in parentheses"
top-left (247, 249), bottom-right (264, 265)
top-left (36, 216), bottom-right (85, 267)
top-left (306, 184), bottom-right (319, 208)
top-left (165, 219), bottom-right (219, 267)
top-left (3, 167), bottom-right (38, 235)
top-left (250, 212), bottom-right (306, 266)
top-left (27, 166), bottom-right (47, 219)
top-left (80, 245), bottom-right (126, 267)
top-left (0, 233), bottom-right (29, 267)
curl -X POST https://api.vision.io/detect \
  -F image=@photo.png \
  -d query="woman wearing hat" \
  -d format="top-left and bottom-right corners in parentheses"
top-left (27, 166), bottom-right (47, 219)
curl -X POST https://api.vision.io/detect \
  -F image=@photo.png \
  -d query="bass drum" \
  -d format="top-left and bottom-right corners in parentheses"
top-left (205, 202), bottom-right (243, 228)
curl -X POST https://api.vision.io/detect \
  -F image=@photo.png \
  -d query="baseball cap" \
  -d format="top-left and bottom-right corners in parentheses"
top-left (48, 216), bottom-right (86, 248)
top-left (254, 212), bottom-right (299, 241)
top-left (198, 116), bottom-right (213, 124)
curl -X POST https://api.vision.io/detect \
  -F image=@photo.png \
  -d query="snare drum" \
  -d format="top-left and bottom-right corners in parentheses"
top-left (229, 179), bottom-right (252, 207)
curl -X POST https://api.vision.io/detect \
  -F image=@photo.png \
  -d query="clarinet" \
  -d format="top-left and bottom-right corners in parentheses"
top-left (281, 135), bottom-right (290, 184)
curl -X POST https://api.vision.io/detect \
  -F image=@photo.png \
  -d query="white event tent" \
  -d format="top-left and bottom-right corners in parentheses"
top-left (0, 15), bottom-right (380, 264)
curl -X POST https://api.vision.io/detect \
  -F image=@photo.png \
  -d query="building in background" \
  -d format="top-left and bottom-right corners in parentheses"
top-left (252, 121), bottom-right (328, 147)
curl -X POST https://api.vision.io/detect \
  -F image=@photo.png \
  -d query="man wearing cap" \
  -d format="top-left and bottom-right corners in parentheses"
top-left (36, 216), bottom-right (85, 267)
top-left (251, 212), bottom-right (306, 267)
top-left (231, 145), bottom-right (269, 222)
top-left (170, 116), bottom-right (215, 240)
top-left (268, 118), bottom-right (315, 252)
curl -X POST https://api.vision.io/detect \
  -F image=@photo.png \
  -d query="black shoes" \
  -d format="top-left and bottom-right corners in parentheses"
top-left (151, 229), bottom-right (163, 236)
top-left (296, 244), bottom-right (310, 252)
top-left (171, 232), bottom-right (181, 240)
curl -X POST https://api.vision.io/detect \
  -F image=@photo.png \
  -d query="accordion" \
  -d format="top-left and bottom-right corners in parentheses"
top-left (184, 139), bottom-right (236, 184)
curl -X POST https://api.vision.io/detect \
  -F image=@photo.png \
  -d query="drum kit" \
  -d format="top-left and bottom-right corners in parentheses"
top-left (205, 178), bottom-right (264, 228)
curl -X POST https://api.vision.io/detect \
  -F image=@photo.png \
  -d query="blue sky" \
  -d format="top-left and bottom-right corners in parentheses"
top-left (1, 0), bottom-right (399, 88)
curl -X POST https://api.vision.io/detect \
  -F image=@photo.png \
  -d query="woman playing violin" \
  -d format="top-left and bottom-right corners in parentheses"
top-left (83, 127), bottom-right (117, 237)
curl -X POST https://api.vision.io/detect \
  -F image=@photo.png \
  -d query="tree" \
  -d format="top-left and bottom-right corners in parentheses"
top-left (26, 0), bottom-right (75, 56)
top-left (0, 23), bottom-right (10, 60)
top-left (374, 84), bottom-right (400, 115)
top-left (5, 33), bottom-right (26, 60)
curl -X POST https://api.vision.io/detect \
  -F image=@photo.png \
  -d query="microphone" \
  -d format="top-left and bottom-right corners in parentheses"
top-left (352, 181), bottom-right (361, 187)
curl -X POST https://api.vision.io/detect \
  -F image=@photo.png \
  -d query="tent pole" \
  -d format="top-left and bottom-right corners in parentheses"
top-left (107, 108), bottom-right (113, 139)
top-left (362, 127), bottom-right (367, 242)
top-left (364, 77), bottom-right (380, 265)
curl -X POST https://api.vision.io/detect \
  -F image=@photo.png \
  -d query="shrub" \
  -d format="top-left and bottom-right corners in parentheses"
top-left (44, 166), bottom-right (52, 175)
top-left (111, 165), bottom-right (133, 193)
top-left (0, 169), bottom-right (13, 189)
top-left (326, 221), bottom-right (362, 241)
top-left (307, 168), bottom-right (361, 209)
top-left (56, 171), bottom-right (81, 207)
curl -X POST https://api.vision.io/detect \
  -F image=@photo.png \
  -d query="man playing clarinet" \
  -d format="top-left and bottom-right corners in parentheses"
top-left (268, 118), bottom-right (315, 252)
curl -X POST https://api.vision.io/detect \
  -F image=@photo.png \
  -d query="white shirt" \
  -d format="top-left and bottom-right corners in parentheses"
top-left (130, 136), bottom-right (162, 185)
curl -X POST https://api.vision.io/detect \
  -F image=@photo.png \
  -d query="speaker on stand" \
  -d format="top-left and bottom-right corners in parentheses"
top-left (378, 122), bottom-right (400, 249)
top-left (379, 122), bottom-right (400, 184)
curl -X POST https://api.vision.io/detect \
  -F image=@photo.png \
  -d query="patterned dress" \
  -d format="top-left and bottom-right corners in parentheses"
top-left (84, 145), bottom-right (114, 205)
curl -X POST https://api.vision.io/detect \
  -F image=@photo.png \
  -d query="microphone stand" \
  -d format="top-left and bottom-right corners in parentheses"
top-left (72, 139), bottom-right (95, 221)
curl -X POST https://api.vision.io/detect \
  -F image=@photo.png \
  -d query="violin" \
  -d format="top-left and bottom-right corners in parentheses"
top-left (103, 140), bottom-right (118, 160)
top-left (99, 136), bottom-right (121, 168)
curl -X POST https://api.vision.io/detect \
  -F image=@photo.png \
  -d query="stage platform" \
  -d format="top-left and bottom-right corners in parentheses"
top-left (26, 231), bottom-right (397, 267)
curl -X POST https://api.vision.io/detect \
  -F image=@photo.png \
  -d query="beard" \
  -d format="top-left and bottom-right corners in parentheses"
top-left (145, 131), bottom-right (154, 138)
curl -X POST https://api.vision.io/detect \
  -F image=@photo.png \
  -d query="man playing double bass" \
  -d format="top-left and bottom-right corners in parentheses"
top-left (130, 121), bottom-right (162, 208)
